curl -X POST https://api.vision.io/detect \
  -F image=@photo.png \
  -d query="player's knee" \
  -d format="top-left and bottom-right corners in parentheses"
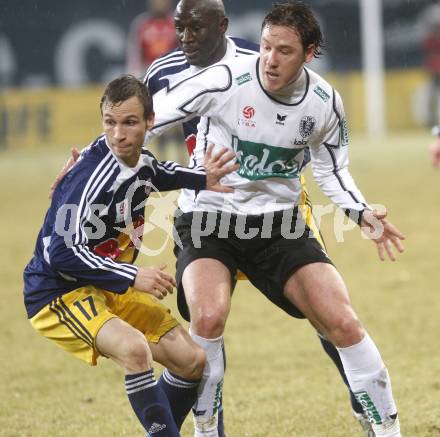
top-left (121, 331), bottom-right (153, 373)
top-left (327, 314), bottom-right (364, 347)
top-left (191, 311), bottom-right (227, 338)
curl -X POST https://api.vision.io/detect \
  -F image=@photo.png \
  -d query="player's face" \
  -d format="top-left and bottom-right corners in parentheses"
top-left (259, 24), bottom-right (315, 93)
top-left (102, 96), bottom-right (154, 167)
top-left (174, 2), bottom-right (228, 67)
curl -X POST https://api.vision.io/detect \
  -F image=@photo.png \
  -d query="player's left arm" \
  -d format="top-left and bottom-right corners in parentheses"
top-left (149, 144), bottom-right (239, 193)
top-left (311, 89), bottom-right (369, 223)
top-left (359, 209), bottom-right (405, 261)
top-left (48, 147), bottom-right (81, 199)
top-left (311, 89), bottom-right (405, 260)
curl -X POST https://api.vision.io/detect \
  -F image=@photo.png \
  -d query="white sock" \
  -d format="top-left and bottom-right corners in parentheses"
top-left (190, 332), bottom-right (225, 437)
top-left (337, 333), bottom-right (398, 426)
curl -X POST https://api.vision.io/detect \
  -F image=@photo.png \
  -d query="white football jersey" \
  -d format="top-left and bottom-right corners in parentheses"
top-left (147, 54), bottom-right (368, 216)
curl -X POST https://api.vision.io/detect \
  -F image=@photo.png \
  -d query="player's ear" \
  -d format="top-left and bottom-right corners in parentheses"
top-left (304, 44), bottom-right (315, 64)
top-left (146, 112), bottom-right (155, 130)
top-left (220, 16), bottom-right (229, 34)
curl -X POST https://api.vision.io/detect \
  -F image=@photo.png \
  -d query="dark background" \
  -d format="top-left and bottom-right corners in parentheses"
top-left (0, 0), bottom-right (432, 86)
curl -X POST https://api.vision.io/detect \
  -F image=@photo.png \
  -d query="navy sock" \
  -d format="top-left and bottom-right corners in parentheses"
top-left (318, 335), bottom-right (364, 414)
top-left (158, 368), bottom-right (200, 429)
top-left (125, 369), bottom-right (180, 436)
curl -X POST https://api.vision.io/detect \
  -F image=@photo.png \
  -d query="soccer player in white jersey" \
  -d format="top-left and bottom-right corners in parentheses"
top-left (146, 2), bottom-right (405, 436)
top-left (144, 1), bottom-right (377, 436)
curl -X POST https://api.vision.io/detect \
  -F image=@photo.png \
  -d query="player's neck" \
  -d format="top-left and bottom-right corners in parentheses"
top-left (201, 38), bottom-right (228, 68)
top-left (268, 67), bottom-right (307, 104)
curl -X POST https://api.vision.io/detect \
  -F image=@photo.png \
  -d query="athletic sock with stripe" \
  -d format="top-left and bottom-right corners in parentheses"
top-left (158, 368), bottom-right (201, 429)
top-left (125, 369), bottom-right (179, 436)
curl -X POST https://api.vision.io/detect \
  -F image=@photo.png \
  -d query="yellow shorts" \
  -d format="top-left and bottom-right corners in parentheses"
top-left (235, 175), bottom-right (325, 280)
top-left (30, 286), bottom-right (179, 366)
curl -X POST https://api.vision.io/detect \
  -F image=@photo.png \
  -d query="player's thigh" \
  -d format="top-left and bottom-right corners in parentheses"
top-left (182, 258), bottom-right (233, 319)
top-left (174, 210), bottom-right (238, 322)
top-left (95, 316), bottom-right (153, 370)
top-left (30, 287), bottom-right (117, 366)
top-left (149, 324), bottom-right (205, 377)
top-left (109, 287), bottom-right (179, 345)
top-left (284, 262), bottom-right (361, 337)
top-left (244, 219), bottom-right (331, 319)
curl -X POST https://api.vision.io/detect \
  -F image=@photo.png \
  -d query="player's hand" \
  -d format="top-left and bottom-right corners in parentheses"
top-left (428, 138), bottom-right (440, 168)
top-left (133, 264), bottom-right (176, 299)
top-left (48, 147), bottom-right (81, 199)
top-left (360, 209), bottom-right (405, 261)
top-left (204, 144), bottom-right (240, 193)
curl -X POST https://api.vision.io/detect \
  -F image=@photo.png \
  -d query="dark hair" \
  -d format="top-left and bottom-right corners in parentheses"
top-left (100, 74), bottom-right (153, 119)
top-left (262, 1), bottom-right (324, 58)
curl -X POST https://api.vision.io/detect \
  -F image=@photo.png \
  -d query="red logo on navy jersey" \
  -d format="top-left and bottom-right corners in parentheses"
top-left (93, 216), bottom-right (145, 260)
top-left (242, 106), bottom-right (255, 119)
top-left (185, 133), bottom-right (197, 155)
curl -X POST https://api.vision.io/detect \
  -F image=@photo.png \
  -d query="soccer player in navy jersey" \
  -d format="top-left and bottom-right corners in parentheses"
top-left (24, 74), bottom-right (238, 436)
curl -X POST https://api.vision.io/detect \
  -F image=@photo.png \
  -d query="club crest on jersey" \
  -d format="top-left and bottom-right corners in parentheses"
top-left (238, 106), bottom-right (256, 128)
top-left (299, 116), bottom-right (316, 139)
top-left (276, 114), bottom-right (287, 126)
top-left (232, 135), bottom-right (303, 180)
top-left (115, 199), bottom-right (130, 222)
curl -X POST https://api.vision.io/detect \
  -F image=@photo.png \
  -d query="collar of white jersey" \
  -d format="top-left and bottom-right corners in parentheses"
top-left (187, 36), bottom-right (238, 75)
top-left (256, 58), bottom-right (310, 107)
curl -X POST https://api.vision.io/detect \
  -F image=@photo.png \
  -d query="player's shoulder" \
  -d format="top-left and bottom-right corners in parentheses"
top-left (197, 54), bottom-right (258, 91)
top-left (166, 61), bottom-right (236, 95)
top-left (67, 136), bottom-right (115, 182)
top-left (305, 67), bottom-right (340, 108)
top-left (144, 49), bottom-right (188, 82)
top-left (229, 36), bottom-right (260, 54)
top-left (223, 52), bottom-right (258, 72)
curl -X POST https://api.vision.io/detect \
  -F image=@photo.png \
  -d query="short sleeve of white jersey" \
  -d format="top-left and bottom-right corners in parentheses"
top-left (311, 90), bottom-right (370, 219)
top-left (145, 64), bottom-right (232, 144)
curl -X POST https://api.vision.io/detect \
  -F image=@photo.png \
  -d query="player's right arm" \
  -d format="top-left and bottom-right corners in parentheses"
top-left (133, 264), bottom-right (176, 300)
top-left (145, 64), bottom-right (232, 143)
top-left (429, 125), bottom-right (440, 167)
top-left (47, 165), bottom-right (139, 294)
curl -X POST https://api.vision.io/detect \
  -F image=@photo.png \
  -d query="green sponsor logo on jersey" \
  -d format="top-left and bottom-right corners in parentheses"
top-left (340, 117), bottom-right (349, 146)
top-left (314, 85), bottom-right (330, 102)
top-left (232, 135), bottom-right (303, 180)
top-left (235, 72), bottom-right (252, 86)
top-left (353, 391), bottom-right (382, 424)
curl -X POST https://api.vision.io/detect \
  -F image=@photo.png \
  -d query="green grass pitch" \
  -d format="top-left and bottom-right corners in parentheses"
top-left (1, 131), bottom-right (439, 436)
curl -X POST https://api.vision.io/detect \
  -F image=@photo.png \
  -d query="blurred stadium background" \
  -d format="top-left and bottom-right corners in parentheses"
top-left (1, 0), bottom-right (440, 436)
